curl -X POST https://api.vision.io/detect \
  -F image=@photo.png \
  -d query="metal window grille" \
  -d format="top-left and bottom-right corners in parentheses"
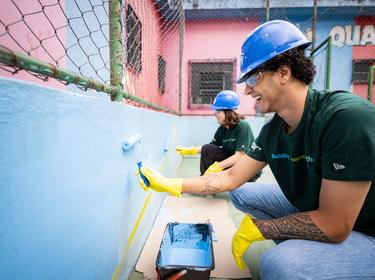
top-left (352, 60), bottom-right (375, 84)
top-left (158, 56), bottom-right (166, 94)
top-left (126, 4), bottom-right (142, 72)
top-left (190, 62), bottom-right (233, 107)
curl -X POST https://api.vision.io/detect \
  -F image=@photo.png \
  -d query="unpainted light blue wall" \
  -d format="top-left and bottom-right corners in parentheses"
top-left (178, 116), bottom-right (264, 147)
top-left (0, 78), bottom-right (264, 280)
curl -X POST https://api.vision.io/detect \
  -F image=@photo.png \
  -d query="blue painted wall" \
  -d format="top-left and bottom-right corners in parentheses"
top-left (0, 78), bottom-right (264, 279)
top-left (313, 15), bottom-right (354, 92)
top-left (286, 8), bottom-right (355, 92)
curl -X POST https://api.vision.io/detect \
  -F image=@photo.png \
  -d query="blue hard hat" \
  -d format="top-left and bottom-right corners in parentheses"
top-left (211, 90), bottom-right (240, 110)
top-left (237, 20), bottom-right (312, 83)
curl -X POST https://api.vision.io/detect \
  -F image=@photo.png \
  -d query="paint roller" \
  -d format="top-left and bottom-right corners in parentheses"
top-left (164, 137), bottom-right (170, 152)
top-left (121, 134), bottom-right (142, 151)
top-left (121, 134), bottom-right (150, 186)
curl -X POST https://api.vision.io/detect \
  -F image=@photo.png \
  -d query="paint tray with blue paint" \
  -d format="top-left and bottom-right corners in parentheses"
top-left (156, 222), bottom-right (215, 280)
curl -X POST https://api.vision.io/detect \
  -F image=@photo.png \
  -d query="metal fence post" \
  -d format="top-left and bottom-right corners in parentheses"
top-left (325, 36), bottom-right (332, 91)
top-left (109, 0), bottom-right (123, 102)
top-left (368, 65), bottom-right (375, 102)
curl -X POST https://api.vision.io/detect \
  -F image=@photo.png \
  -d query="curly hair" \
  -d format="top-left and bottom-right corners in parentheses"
top-left (257, 47), bottom-right (316, 85)
top-left (222, 110), bottom-right (245, 128)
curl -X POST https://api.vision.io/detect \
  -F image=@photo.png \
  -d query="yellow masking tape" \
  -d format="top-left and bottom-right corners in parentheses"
top-left (112, 192), bottom-right (153, 280)
top-left (112, 154), bottom-right (171, 279)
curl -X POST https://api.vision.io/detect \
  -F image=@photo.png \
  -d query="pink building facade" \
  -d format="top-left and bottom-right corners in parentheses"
top-left (352, 16), bottom-right (375, 102)
top-left (123, 0), bottom-right (181, 111)
top-left (0, 0), bottom-right (66, 89)
top-left (0, 0), bottom-right (182, 111)
top-left (1, 2), bottom-right (373, 111)
top-left (181, 19), bottom-right (259, 115)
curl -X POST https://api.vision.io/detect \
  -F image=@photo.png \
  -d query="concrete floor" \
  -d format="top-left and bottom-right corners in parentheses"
top-left (130, 156), bottom-right (277, 280)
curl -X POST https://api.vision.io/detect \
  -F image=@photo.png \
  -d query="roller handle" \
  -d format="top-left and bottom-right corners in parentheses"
top-left (137, 161), bottom-right (150, 187)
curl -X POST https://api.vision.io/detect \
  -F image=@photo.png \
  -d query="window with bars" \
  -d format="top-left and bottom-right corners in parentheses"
top-left (158, 56), bottom-right (166, 94)
top-left (352, 59), bottom-right (375, 83)
top-left (189, 62), bottom-right (234, 108)
top-left (126, 5), bottom-right (142, 72)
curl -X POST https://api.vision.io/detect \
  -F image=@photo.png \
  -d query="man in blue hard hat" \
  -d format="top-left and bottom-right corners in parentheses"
top-left (175, 90), bottom-right (259, 181)
top-left (137, 20), bottom-right (375, 279)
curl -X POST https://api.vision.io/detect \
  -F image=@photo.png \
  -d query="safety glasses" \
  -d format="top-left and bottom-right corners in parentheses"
top-left (245, 71), bottom-right (263, 87)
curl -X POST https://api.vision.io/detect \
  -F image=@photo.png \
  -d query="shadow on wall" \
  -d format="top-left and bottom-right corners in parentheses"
top-left (0, 77), bottom-right (265, 280)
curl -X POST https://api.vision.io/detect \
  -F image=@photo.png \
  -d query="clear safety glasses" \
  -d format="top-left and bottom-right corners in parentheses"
top-left (245, 71), bottom-right (263, 87)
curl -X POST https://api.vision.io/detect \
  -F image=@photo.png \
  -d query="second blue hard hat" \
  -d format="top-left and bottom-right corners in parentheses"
top-left (211, 90), bottom-right (240, 110)
top-left (237, 20), bottom-right (312, 83)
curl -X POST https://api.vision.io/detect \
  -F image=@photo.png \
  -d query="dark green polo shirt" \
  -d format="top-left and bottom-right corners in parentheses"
top-left (210, 119), bottom-right (254, 155)
top-left (247, 89), bottom-right (375, 236)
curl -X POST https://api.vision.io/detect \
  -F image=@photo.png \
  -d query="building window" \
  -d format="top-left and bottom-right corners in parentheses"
top-left (189, 61), bottom-right (234, 108)
top-left (126, 5), bottom-right (142, 72)
top-left (352, 59), bottom-right (375, 83)
top-left (158, 56), bottom-right (166, 94)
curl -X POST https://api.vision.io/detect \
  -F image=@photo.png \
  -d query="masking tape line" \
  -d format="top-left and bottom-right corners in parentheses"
top-left (111, 192), bottom-right (153, 280)
top-left (112, 154), bottom-right (171, 279)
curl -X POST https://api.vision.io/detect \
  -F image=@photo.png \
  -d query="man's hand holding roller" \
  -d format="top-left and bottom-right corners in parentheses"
top-left (136, 165), bottom-right (183, 197)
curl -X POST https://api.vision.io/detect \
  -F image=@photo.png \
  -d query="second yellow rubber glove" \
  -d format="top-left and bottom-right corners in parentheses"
top-left (176, 146), bottom-right (197, 156)
top-left (232, 215), bottom-right (266, 270)
top-left (136, 165), bottom-right (183, 197)
top-left (204, 161), bottom-right (224, 175)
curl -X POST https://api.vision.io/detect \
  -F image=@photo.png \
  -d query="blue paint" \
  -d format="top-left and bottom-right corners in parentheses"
top-left (209, 223), bottom-right (218, 242)
top-left (156, 223), bottom-right (214, 270)
top-left (122, 134), bottom-right (142, 151)
top-left (137, 161), bottom-right (150, 187)
top-left (164, 137), bottom-right (170, 152)
top-left (0, 78), bottom-right (182, 279)
top-left (0, 78), bottom-right (263, 279)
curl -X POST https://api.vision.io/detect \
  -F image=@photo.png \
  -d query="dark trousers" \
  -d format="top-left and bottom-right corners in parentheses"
top-left (200, 144), bottom-right (229, 175)
top-left (200, 143), bottom-right (260, 182)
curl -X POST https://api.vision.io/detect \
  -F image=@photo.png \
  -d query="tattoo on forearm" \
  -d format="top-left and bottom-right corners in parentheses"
top-left (254, 212), bottom-right (331, 242)
top-left (202, 175), bottom-right (222, 194)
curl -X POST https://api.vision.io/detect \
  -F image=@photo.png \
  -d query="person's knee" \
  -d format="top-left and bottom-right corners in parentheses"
top-left (229, 184), bottom-right (257, 210)
top-left (229, 189), bottom-right (243, 210)
top-left (243, 240), bottom-right (277, 280)
top-left (201, 143), bottom-right (216, 155)
top-left (260, 247), bottom-right (294, 279)
top-left (260, 242), bottom-right (310, 279)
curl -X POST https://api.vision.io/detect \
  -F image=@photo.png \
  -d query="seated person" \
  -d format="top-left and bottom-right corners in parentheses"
top-left (176, 90), bottom-right (260, 182)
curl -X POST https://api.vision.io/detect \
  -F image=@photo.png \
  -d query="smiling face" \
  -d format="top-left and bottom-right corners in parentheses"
top-left (243, 67), bottom-right (291, 115)
top-left (243, 71), bottom-right (277, 114)
top-left (241, 48), bottom-right (316, 116)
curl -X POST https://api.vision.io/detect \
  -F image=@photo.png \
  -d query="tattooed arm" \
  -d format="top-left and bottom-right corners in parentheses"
top-left (255, 179), bottom-right (371, 243)
top-left (254, 212), bottom-right (330, 242)
top-left (182, 154), bottom-right (266, 194)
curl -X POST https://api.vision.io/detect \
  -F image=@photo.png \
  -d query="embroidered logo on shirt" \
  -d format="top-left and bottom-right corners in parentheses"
top-left (223, 138), bottom-right (237, 143)
top-left (333, 163), bottom-right (345, 170)
top-left (251, 142), bottom-right (262, 151)
top-left (271, 153), bottom-right (314, 163)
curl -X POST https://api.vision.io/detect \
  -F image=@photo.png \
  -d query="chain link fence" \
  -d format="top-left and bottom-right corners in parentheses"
top-left (0, 0), bottom-right (184, 113)
top-left (0, 1), bottom-right (374, 113)
top-left (183, 1), bottom-right (374, 111)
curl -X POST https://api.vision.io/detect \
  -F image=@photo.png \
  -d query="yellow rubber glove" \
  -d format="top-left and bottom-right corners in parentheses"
top-left (204, 161), bottom-right (224, 175)
top-left (176, 146), bottom-right (197, 156)
top-left (232, 215), bottom-right (266, 270)
top-left (135, 165), bottom-right (183, 197)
